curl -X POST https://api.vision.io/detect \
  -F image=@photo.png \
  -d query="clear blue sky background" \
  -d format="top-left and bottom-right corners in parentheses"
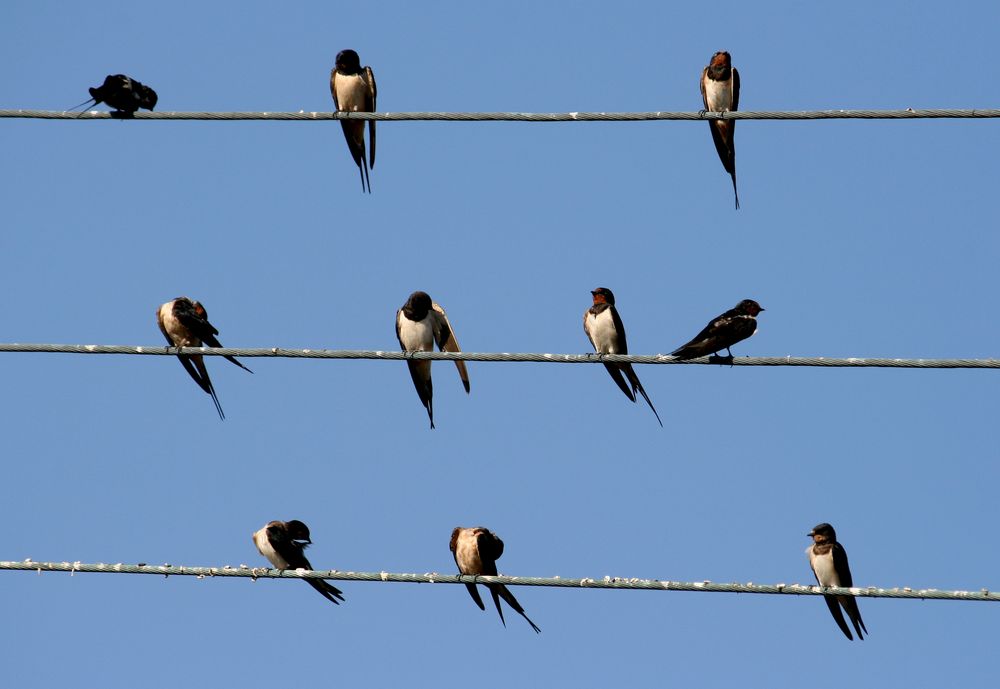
top-left (2, 1), bottom-right (998, 687)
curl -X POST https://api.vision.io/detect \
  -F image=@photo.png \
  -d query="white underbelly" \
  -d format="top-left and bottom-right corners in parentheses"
top-left (704, 79), bottom-right (733, 112)
top-left (398, 317), bottom-right (434, 351)
top-left (587, 311), bottom-right (620, 353)
top-left (811, 552), bottom-right (840, 586)
top-left (334, 75), bottom-right (368, 111)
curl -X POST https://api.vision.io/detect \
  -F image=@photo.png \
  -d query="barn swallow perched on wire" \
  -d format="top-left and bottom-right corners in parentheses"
top-left (72, 74), bottom-right (158, 118)
top-left (806, 523), bottom-right (868, 640)
top-left (700, 51), bottom-right (741, 209)
top-left (253, 520), bottom-right (345, 605)
top-left (583, 287), bottom-right (662, 426)
top-left (396, 291), bottom-right (470, 429)
top-left (670, 299), bottom-right (764, 362)
top-left (330, 49), bottom-right (377, 193)
top-left (450, 526), bottom-right (541, 633)
top-left (156, 297), bottom-right (253, 420)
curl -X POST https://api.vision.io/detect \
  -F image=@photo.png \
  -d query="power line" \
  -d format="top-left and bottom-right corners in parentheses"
top-left (2, 108), bottom-right (999, 122)
top-left (0, 343), bottom-right (997, 369)
top-left (1, 559), bottom-right (995, 602)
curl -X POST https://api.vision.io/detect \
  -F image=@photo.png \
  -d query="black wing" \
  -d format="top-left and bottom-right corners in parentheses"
top-left (173, 300), bottom-right (218, 340)
top-left (833, 543), bottom-right (867, 639)
top-left (494, 584), bottom-right (541, 633)
top-left (671, 306), bottom-right (750, 359)
top-left (609, 305), bottom-right (660, 417)
top-left (432, 303), bottom-right (470, 393)
top-left (158, 315), bottom-right (224, 419)
top-left (477, 530), bottom-right (504, 563)
top-left (175, 301), bottom-right (252, 374)
top-left (270, 527), bottom-right (344, 605)
top-left (464, 582), bottom-right (486, 610)
top-left (199, 327), bottom-right (253, 374)
top-left (305, 578), bottom-right (346, 605)
top-left (603, 363), bottom-right (636, 402)
top-left (608, 305), bottom-right (629, 354)
top-left (621, 363), bottom-right (662, 427)
top-left (398, 309), bottom-right (435, 428)
top-left (477, 531), bottom-right (541, 633)
top-left (365, 65), bottom-right (377, 169)
top-left (822, 594), bottom-right (855, 640)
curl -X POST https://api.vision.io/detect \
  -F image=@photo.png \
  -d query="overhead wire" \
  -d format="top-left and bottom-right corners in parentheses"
top-left (3, 105), bottom-right (997, 615)
top-left (0, 343), bottom-right (997, 369)
top-left (2, 108), bottom-right (999, 122)
top-left (1, 559), bottom-right (995, 602)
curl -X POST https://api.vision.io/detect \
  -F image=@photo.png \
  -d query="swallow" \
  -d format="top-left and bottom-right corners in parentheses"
top-left (449, 526), bottom-right (541, 633)
top-left (395, 291), bottom-right (470, 429)
top-left (252, 520), bottom-right (345, 605)
top-left (700, 51), bottom-right (741, 209)
top-left (670, 299), bottom-right (764, 361)
top-left (583, 287), bottom-right (662, 426)
top-left (156, 297), bottom-right (253, 420)
top-left (72, 74), bottom-right (158, 118)
top-left (330, 49), bottom-right (377, 193)
top-left (806, 522), bottom-right (868, 640)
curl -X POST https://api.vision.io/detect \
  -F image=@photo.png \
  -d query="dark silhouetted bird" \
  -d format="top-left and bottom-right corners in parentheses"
top-left (76, 74), bottom-right (158, 118)
top-left (671, 299), bottom-right (764, 361)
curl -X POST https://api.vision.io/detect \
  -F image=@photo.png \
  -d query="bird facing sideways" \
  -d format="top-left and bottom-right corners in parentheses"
top-left (396, 291), bottom-right (470, 429)
top-left (450, 526), bottom-right (541, 633)
top-left (670, 298), bottom-right (764, 361)
top-left (253, 520), bottom-right (345, 605)
top-left (74, 74), bottom-right (158, 118)
top-left (330, 49), bottom-right (377, 193)
top-left (583, 287), bottom-right (662, 426)
top-left (156, 297), bottom-right (253, 420)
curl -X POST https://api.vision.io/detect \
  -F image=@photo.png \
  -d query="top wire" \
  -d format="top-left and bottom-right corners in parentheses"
top-left (2, 108), bottom-right (999, 121)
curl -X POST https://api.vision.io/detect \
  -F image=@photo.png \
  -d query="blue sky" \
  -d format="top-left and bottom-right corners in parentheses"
top-left (2, 1), bottom-right (999, 687)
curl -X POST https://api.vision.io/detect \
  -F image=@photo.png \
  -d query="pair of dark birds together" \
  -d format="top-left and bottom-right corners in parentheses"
top-left (155, 292), bottom-right (764, 424)
top-left (253, 520), bottom-right (540, 633)
top-left (327, 49), bottom-right (741, 203)
top-left (253, 519), bottom-right (864, 640)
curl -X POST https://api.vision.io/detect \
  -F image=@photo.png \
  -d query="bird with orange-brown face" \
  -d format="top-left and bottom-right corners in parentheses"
top-left (700, 51), bottom-right (741, 209)
top-left (806, 522), bottom-right (868, 640)
top-left (583, 287), bottom-right (662, 426)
